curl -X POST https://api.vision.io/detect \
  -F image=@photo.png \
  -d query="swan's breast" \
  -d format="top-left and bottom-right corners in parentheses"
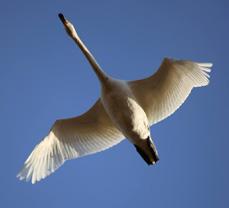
top-left (101, 80), bottom-right (149, 141)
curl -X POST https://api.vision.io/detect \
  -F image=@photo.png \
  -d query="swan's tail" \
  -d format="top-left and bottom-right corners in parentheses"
top-left (134, 137), bottom-right (159, 165)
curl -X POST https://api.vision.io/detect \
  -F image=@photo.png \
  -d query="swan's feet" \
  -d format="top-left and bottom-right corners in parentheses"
top-left (134, 137), bottom-right (159, 165)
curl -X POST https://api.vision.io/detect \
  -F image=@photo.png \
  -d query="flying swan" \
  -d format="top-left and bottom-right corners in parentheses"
top-left (17, 13), bottom-right (212, 184)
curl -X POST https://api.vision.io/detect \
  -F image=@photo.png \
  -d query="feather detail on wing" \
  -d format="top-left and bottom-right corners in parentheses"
top-left (17, 100), bottom-right (124, 184)
top-left (129, 58), bottom-right (212, 125)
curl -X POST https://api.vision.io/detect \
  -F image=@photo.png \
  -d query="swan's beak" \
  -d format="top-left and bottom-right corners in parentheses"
top-left (58, 13), bottom-right (77, 39)
top-left (58, 13), bottom-right (67, 25)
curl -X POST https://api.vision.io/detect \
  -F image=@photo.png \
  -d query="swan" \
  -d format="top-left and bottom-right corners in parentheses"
top-left (17, 13), bottom-right (212, 184)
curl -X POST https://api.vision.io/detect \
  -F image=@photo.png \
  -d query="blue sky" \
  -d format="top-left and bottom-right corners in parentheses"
top-left (1, 0), bottom-right (228, 207)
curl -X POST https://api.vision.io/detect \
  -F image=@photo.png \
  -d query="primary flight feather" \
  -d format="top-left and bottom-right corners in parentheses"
top-left (17, 13), bottom-right (212, 184)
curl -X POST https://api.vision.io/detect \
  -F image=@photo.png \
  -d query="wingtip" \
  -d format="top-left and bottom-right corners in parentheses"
top-left (196, 62), bottom-right (212, 86)
top-left (16, 174), bottom-right (22, 180)
top-left (31, 180), bottom-right (36, 184)
top-left (16, 173), bottom-right (26, 182)
top-left (197, 62), bottom-right (213, 68)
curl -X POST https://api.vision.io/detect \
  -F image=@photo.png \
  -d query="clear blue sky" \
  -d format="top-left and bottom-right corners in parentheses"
top-left (1, 0), bottom-right (228, 207)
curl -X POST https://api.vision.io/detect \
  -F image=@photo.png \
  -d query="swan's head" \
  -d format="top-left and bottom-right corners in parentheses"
top-left (58, 13), bottom-right (78, 39)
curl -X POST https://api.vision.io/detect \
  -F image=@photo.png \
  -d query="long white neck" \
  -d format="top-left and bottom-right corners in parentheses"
top-left (72, 34), bottom-right (108, 82)
top-left (59, 13), bottom-right (108, 83)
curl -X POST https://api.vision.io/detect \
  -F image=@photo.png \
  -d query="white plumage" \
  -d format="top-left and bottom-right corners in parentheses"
top-left (18, 101), bottom-right (124, 183)
top-left (129, 59), bottom-right (212, 125)
top-left (17, 13), bottom-right (212, 184)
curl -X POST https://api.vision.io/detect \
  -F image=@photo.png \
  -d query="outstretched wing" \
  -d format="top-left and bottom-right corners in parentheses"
top-left (129, 58), bottom-right (212, 125)
top-left (17, 100), bottom-right (124, 184)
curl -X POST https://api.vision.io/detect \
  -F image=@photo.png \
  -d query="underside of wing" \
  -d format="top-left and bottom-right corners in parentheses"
top-left (17, 100), bottom-right (124, 184)
top-left (129, 58), bottom-right (212, 125)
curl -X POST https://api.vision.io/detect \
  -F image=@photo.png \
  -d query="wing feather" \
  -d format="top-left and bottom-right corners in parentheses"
top-left (129, 58), bottom-right (212, 125)
top-left (17, 100), bottom-right (124, 184)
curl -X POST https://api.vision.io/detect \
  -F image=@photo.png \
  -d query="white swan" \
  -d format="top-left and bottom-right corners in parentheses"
top-left (17, 13), bottom-right (212, 184)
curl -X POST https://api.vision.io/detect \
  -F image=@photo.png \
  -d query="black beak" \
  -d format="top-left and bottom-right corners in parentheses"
top-left (58, 13), bottom-right (67, 24)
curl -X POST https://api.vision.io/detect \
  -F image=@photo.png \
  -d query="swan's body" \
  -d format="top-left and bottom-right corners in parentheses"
top-left (101, 79), bottom-right (149, 142)
top-left (17, 14), bottom-right (212, 184)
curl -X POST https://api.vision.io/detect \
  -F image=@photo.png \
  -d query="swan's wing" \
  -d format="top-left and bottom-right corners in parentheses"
top-left (17, 100), bottom-right (124, 184)
top-left (129, 58), bottom-right (212, 125)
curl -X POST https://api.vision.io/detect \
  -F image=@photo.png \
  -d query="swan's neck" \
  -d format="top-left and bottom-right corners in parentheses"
top-left (72, 33), bottom-right (108, 83)
top-left (58, 14), bottom-right (108, 83)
